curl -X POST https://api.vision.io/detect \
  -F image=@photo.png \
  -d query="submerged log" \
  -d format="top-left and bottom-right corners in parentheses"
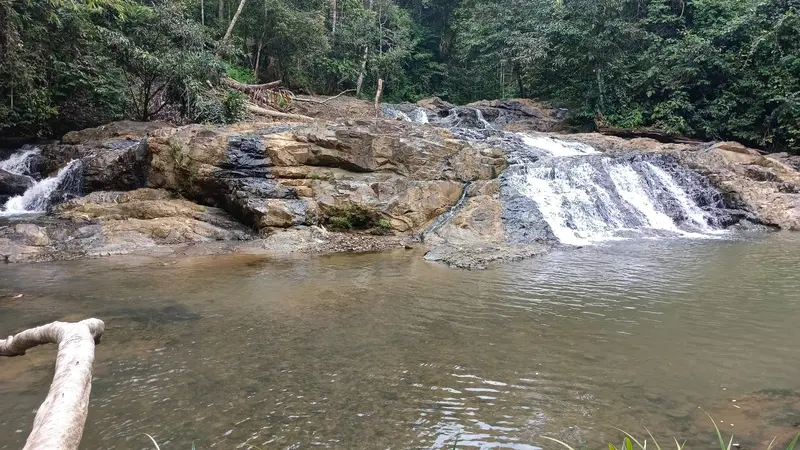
top-left (0, 319), bottom-right (105, 450)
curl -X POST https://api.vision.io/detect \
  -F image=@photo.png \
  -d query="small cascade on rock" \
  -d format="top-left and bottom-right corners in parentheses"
top-left (0, 146), bottom-right (40, 177)
top-left (422, 182), bottom-right (471, 237)
top-left (0, 153), bottom-right (83, 215)
top-left (502, 137), bottom-right (727, 245)
top-left (380, 104), bottom-right (429, 124)
top-left (474, 109), bottom-right (494, 130)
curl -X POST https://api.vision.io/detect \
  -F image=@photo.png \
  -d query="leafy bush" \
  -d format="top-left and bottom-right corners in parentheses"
top-left (323, 204), bottom-right (386, 232)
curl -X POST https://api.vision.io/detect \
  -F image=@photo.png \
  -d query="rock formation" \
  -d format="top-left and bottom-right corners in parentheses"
top-left (0, 97), bottom-right (798, 267)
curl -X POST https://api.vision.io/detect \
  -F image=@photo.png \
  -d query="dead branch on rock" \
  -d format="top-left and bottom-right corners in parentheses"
top-left (292, 89), bottom-right (356, 105)
top-left (0, 319), bottom-right (105, 450)
top-left (246, 103), bottom-right (314, 121)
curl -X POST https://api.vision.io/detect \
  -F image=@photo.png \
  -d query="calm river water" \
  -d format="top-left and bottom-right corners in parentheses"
top-left (1, 233), bottom-right (799, 449)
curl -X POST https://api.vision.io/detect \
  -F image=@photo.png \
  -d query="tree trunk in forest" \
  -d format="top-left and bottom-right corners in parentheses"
top-left (218, 0), bottom-right (224, 22)
top-left (330, 0), bottom-right (337, 38)
top-left (201, 0), bottom-right (205, 25)
top-left (356, 46), bottom-right (368, 96)
top-left (221, 0), bottom-right (247, 45)
top-left (515, 64), bottom-right (525, 98)
top-left (0, 319), bottom-right (105, 450)
top-left (254, 36), bottom-right (263, 80)
top-left (374, 78), bottom-right (383, 117)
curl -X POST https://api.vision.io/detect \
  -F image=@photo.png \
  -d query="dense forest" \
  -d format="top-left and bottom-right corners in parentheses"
top-left (1, 0), bottom-right (799, 153)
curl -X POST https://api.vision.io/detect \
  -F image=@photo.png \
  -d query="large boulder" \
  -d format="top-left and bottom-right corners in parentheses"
top-left (147, 120), bottom-right (507, 232)
top-left (0, 188), bottom-right (255, 263)
top-left (0, 169), bottom-right (33, 196)
top-left (38, 121), bottom-right (164, 193)
top-left (677, 144), bottom-right (800, 230)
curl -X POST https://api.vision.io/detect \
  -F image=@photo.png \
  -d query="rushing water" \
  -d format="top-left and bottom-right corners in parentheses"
top-left (0, 148), bottom-right (82, 216)
top-left (1, 234), bottom-right (799, 449)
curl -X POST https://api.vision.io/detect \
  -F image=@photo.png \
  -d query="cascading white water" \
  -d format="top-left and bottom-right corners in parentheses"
top-left (505, 136), bottom-right (726, 245)
top-left (0, 148), bottom-right (82, 215)
top-left (519, 134), bottom-right (598, 157)
top-left (0, 147), bottom-right (40, 178)
top-left (474, 109), bottom-right (493, 130)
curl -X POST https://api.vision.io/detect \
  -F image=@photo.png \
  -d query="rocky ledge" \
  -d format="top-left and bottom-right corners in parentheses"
top-left (1, 98), bottom-right (798, 267)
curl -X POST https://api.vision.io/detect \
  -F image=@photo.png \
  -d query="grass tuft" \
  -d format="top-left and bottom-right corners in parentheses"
top-left (543, 412), bottom-right (800, 450)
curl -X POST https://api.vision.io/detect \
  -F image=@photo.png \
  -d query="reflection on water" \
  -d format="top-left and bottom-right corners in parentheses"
top-left (1, 233), bottom-right (799, 449)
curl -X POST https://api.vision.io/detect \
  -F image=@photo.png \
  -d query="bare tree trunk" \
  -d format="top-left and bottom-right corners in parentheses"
top-left (355, 46), bottom-right (369, 96)
top-left (330, 0), bottom-right (337, 38)
top-left (0, 319), bottom-right (105, 450)
top-left (355, 0), bottom-right (372, 96)
top-left (254, 36), bottom-right (263, 80)
top-left (201, 0), bottom-right (205, 25)
top-left (221, 0), bottom-right (247, 45)
top-left (374, 78), bottom-right (383, 117)
top-left (218, 0), bottom-right (224, 22)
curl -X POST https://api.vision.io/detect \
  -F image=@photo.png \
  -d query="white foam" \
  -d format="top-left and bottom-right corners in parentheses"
top-left (0, 148), bottom-right (39, 176)
top-left (608, 164), bottom-right (679, 232)
top-left (520, 135), bottom-right (599, 157)
top-left (1, 160), bottom-right (80, 215)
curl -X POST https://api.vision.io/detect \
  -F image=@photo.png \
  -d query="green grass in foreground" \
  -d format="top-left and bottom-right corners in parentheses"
top-left (544, 411), bottom-right (800, 450)
top-left (145, 411), bottom-right (800, 450)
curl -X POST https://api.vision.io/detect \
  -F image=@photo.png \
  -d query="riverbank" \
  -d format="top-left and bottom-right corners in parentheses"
top-left (1, 97), bottom-right (798, 268)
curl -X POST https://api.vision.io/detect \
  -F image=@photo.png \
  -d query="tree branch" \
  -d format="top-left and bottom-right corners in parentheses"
top-left (222, 77), bottom-right (282, 93)
top-left (1, 319), bottom-right (105, 450)
top-left (246, 103), bottom-right (313, 121)
top-left (292, 89), bottom-right (355, 105)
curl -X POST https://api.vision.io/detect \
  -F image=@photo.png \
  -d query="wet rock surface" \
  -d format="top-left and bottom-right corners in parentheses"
top-left (1, 101), bottom-right (798, 266)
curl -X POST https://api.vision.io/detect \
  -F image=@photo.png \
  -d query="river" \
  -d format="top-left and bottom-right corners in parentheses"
top-left (1, 233), bottom-right (799, 449)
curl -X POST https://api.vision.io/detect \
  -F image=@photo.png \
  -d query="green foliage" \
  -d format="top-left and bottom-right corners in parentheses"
top-left (3, 0), bottom-right (798, 155)
top-left (324, 204), bottom-right (385, 232)
top-left (447, 0), bottom-right (800, 153)
top-left (226, 65), bottom-right (256, 85)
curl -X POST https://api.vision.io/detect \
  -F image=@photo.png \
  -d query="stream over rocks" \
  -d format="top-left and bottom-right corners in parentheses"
top-left (0, 99), bottom-right (798, 265)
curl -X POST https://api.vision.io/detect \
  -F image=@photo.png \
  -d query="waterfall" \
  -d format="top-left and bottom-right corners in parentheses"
top-left (474, 109), bottom-right (494, 130)
top-left (0, 147), bottom-right (40, 178)
top-left (0, 149), bottom-right (83, 215)
top-left (423, 182), bottom-right (471, 237)
top-left (382, 101), bottom-right (734, 246)
top-left (503, 137), bottom-right (726, 245)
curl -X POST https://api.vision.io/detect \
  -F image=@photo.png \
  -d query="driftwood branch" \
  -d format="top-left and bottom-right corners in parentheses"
top-left (1, 319), bottom-right (105, 450)
top-left (246, 103), bottom-right (314, 121)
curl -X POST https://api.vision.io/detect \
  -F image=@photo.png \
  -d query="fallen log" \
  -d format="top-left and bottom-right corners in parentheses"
top-left (597, 126), bottom-right (703, 144)
top-left (1, 319), bottom-right (105, 450)
top-left (246, 103), bottom-right (314, 121)
top-left (292, 89), bottom-right (356, 105)
top-left (222, 77), bottom-right (282, 93)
